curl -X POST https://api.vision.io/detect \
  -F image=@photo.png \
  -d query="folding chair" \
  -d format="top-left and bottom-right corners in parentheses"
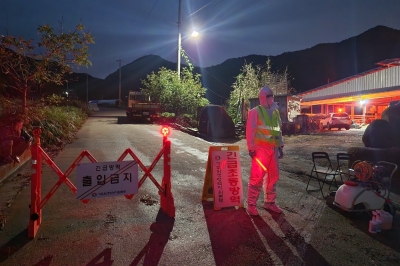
top-left (335, 153), bottom-right (352, 183)
top-left (306, 152), bottom-right (339, 197)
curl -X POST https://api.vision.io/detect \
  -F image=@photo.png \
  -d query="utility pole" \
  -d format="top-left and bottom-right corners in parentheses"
top-left (177, 0), bottom-right (182, 78)
top-left (117, 59), bottom-right (122, 106)
top-left (86, 73), bottom-right (89, 102)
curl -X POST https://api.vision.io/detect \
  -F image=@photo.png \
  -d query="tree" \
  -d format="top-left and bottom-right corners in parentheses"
top-left (141, 66), bottom-right (209, 118)
top-left (0, 21), bottom-right (94, 112)
top-left (227, 58), bottom-right (295, 123)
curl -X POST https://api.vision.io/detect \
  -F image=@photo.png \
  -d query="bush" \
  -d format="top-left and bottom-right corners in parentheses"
top-left (0, 95), bottom-right (88, 151)
top-left (159, 112), bottom-right (176, 124)
top-left (161, 112), bottom-right (175, 118)
top-left (158, 113), bottom-right (197, 128)
top-left (176, 114), bottom-right (197, 128)
top-left (29, 105), bottom-right (87, 149)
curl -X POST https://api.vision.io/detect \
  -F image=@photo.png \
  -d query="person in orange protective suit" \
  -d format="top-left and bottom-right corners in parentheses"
top-left (246, 87), bottom-right (284, 216)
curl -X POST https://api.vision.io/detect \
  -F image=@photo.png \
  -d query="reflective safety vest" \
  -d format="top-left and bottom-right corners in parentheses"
top-left (254, 105), bottom-right (281, 147)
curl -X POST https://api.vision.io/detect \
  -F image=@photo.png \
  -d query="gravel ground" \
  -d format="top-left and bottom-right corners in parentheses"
top-left (280, 128), bottom-right (365, 175)
top-left (279, 127), bottom-right (400, 204)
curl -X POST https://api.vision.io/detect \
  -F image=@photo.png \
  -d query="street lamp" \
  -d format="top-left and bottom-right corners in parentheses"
top-left (117, 59), bottom-right (122, 106)
top-left (64, 81), bottom-right (69, 99)
top-left (176, 0), bottom-right (199, 78)
top-left (177, 0), bottom-right (182, 78)
top-left (191, 30), bottom-right (199, 38)
top-left (86, 73), bottom-right (88, 102)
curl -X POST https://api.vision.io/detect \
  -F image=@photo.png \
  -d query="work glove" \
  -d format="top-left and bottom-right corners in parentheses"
top-left (21, 129), bottom-right (33, 142)
top-left (278, 147), bottom-right (284, 159)
top-left (249, 150), bottom-right (256, 159)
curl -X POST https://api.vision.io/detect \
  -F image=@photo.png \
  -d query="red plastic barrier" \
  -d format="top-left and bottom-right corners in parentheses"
top-left (28, 126), bottom-right (173, 238)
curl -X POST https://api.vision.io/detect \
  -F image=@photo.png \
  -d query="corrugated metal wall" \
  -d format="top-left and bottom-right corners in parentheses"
top-left (300, 65), bottom-right (400, 101)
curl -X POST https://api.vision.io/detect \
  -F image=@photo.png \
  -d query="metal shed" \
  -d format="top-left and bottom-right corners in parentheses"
top-left (298, 59), bottom-right (400, 124)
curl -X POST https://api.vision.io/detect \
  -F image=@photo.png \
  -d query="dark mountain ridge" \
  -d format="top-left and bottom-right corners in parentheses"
top-left (3, 25), bottom-right (399, 105)
top-left (200, 25), bottom-right (400, 103)
top-left (102, 55), bottom-right (177, 99)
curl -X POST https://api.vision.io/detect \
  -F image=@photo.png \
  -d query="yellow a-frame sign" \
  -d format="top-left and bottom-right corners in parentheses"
top-left (202, 145), bottom-right (244, 210)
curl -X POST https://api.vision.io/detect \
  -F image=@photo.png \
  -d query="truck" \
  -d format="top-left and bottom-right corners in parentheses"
top-left (126, 91), bottom-right (161, 123)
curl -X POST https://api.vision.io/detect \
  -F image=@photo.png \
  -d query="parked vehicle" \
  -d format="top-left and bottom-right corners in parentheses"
top-left (96, 99), bottom-right (120, 107)
top-left (321, 112), bottom-right (351, 130)
top-left (126, 91), bottom-right (161, 123)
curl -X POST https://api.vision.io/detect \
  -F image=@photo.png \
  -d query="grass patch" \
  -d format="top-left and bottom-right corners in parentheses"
top-left (0, 95), bottom-right (89, 152)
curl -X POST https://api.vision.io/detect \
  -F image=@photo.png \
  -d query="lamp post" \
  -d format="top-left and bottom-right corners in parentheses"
top-left (86, 73), bottom-right (88, 102)
top-left (177, 0), bottom-right (182, 78)
top-left (117, 59), bottom-right (122, 106)
top-left (176, 0), bottom-right (199, 79)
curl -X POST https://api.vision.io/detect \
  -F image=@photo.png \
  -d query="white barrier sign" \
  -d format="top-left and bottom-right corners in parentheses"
top-left (76, 160), bottom-right (138, 200)
top-left (212, 150), bottom-right (243, 209)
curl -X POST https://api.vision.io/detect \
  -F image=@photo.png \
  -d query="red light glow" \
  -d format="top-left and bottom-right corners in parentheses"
top-left (161, 126), bottom-right (170, 137)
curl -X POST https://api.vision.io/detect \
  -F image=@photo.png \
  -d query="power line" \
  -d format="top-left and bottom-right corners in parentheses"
top-left (184, 0), bottom-right (224, 20)
top-left (183, 50), bottom-right (229, 100)
top-left (146, 0), bottom-right (159, 20)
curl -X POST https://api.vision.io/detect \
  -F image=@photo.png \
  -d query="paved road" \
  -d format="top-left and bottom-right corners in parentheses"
top-left (0, 108), bottom-right (399, 265)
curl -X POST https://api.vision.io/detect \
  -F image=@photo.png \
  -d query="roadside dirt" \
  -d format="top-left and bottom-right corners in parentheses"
top-left (280, 129), bottom-right (365, 175)
top-left (0, 148), bottom-right (62, 231)
top-left (279, 128), bottom-right (400, 208)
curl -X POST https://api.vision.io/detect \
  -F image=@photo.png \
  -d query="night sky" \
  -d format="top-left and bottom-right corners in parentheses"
top-left (1, 0), bottom-right (399, 79)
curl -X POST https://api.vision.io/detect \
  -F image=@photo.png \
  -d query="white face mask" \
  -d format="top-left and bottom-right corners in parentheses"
top-left (260, 93), bottom-right (274, 108)
top-left (259, 87), bottom-right (274, 108)
top-left (265, 96), bottom-right (274, 108)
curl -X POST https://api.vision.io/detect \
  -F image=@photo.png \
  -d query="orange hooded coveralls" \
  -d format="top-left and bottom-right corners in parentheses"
top-left (246, 87), bottom-right (284, 208)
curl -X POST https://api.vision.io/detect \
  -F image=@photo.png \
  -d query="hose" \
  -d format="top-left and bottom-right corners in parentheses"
top-left (353, 161), bottom-right (374, 181)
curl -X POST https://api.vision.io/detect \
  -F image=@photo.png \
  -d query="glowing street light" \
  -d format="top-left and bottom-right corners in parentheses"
top-left (177, 30), bottom-right (199, 78)
top-left (191, 30), bottom-right (199, 38)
